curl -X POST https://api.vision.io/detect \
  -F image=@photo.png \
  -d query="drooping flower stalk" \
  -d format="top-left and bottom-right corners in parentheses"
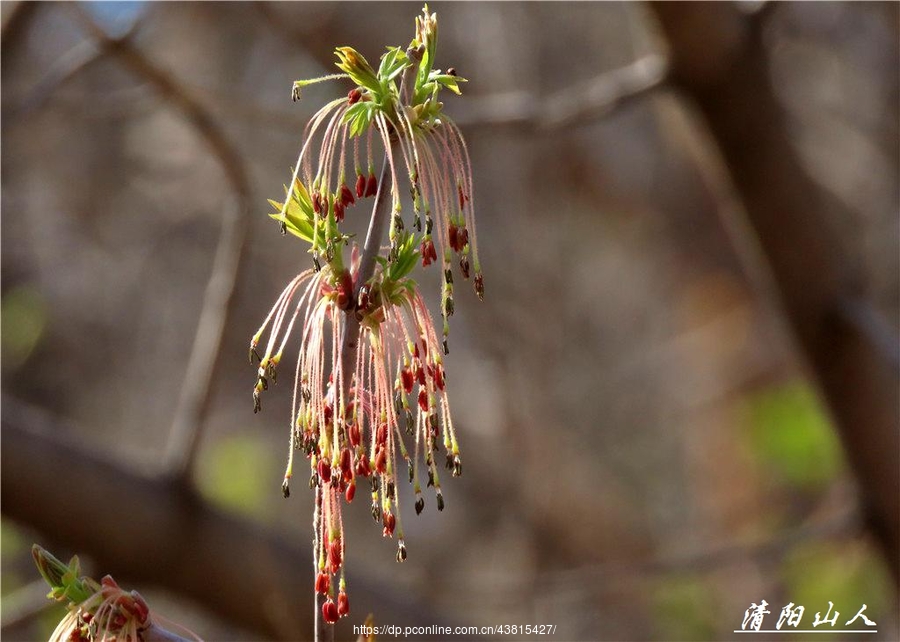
top-left (251, 6), bottom-right (481, 633)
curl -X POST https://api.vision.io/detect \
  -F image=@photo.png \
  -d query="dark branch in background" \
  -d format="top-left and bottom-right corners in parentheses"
top-left (67, 5), bottom-right (253, 484)
top-left (649, 2), bottom-right (899, 585)
top-left (0, 398), bottom-right (453, 641)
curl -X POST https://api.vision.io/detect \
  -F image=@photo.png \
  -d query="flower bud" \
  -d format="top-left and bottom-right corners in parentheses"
top-left (382, 512), bottom-right (396, 537)
top-left (365, 172), bottom-right (378, 197)
top-left (340, 183), bottom-right (355, 207)
top-left (348, 88), bottom-right (362, 105)
top-left (315, 572), bottom-right (330, 595)
top-left (329, 539), bottom-right (342, 572)
top-left (356, 173), bottom-right (366, 198)
top-left (338, 590), bottom-right (350, 617)
top-left (345, 481), bottom-right (356, 502)
top-left (355, 453), bottom-right (371, 477)
top-left (322, 598), bottom-right (339, 624)
top-left (317, 458), bottom-right (332, 484)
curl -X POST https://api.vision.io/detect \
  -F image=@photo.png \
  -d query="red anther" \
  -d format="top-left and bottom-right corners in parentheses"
top-left (401, 368), bottom-right (414, 394)
top-left (382, 512), bottom-right (396, 537)
top-left (101, 575), bottom-right (119, 589)
top-left (416, 366), bottom-right (426, 386)
top-left (349, 422), bottom-right (361, 447)
top-left (323, 403), bottom-right (334, 423)
top-left (458, 184), bottom-right (467, 209)
top-left (329, 539), bottom-right (343, 572)
top-left (334, 200), bottom-right (345, 222)
top-left (337, 590), bottom-right (350, 617)
top-left (340, 448), bottom-right (352, 474)
top-left (474, 273), bottom-right (484, 300)
top-left (338, 478), bottom-right (347, 493)
top-left (374, 447), bottom-right (387, 474)
top-left (313, 193), bottom-right (322, 214)
top-left (448, 224), bottom-right (458, 252)
top-left (356, 173), bottom-right (366, 198)
top-left (340, 183), bottom-right (355, 207)
top-left (421, 239), bottom-right (435, 267)
top-left (418, 389), bottom-right (428, 411)
top-left (317, 458), bottom-right (331, 484)
top-left (435, 367), bottom-right (445, 391)
top-left (345, 481), bottom-right (356, 502)
top-left (413, 344), bottom-right (420, 359)
top-left (376, 423), bottom-right (387, 446)
top-left (365, 172), bottom-right (378, 197)
top-left (458, 227), bottom-right (469, 249)
top-left (348, 88), bottom-right (362, 105)
top-left (130, 592), bottom-right (149, 624)
top-left (355, 453), bottom-right (371, 477)
top-left (112, 613), bottom-right (127, 629)
top-left (315, 571), bottom-right (330, 595)
top-left (322, 598), bottom-right (339, 624)
top-left (459, 254), bottom-right (470, 279)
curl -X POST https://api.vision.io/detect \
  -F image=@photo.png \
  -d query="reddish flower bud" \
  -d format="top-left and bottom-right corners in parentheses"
top-left (322, 598), bottom-right (339, 624)
top-left (365, 172), bottom-right (378, 197)
top-left (421, 239), bottom-right (435, 267)
top-left (349, 422), bottom-right (361, 447)
top-left (356, 173), bottom-right (366, 198)
top-left (317, 458), bottom-right (331, 484)
top-left (459, 254), bottom-right (470, 279)
top-left (329, 539), bottom-right (342, 572)
top-left (448, 224), bottom-right (458, 252)
top-left (345, 481), bottom-right (356, 502)
top-left (337, 590), bottom-right (350, 617)
top-left (315, 571), bottom-right (330, 595)
top-left (416, 366), bottom-right (426, 386)
top-left (382, 512), bottom-right (396, 537)
top-left (334, 200), bottom-right (345, 222)
top-left (458, 184), bottom-right (467, 209)
top-left (355, 453), bottom-right (371, 477)
top-left (374, 447), bottom-right (387, 474)
top-left (458, 227), bottom-right (469, 250)
top-left (435, 367), bottom-right (445, 391)
top-left (376, 423), bottom-right (388, 446)
top-left (348, 88), bottom-right (362, 105)
top-left (340, 183), bottom-right (355, 207)
top-left (418, 389), bottom-right (428, 411)
top-left (313, 193), bottom-right (322, 214)
top-left (401, 368), bottom-right (414, 394)
top-left (474, 273), bottom-right (484, 301)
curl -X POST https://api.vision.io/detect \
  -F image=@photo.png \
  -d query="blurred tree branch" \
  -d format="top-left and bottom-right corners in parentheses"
top-left (1, 398), bottom-right (448, 641)
top-left (453, 54), bottom-right (668, 132)
top-left (68, 5), bottom-right (253, 484)
top-left (650, 2), bottom-right (899, 583)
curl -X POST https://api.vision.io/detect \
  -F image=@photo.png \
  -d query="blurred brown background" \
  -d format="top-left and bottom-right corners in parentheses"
top-left (2, 2), bottom-right (898, 641)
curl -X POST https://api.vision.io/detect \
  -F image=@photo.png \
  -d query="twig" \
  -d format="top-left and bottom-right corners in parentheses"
top-left (68, 5), bottom-right (253, 484)
top-left (453, 54), bottom-right (668, 131)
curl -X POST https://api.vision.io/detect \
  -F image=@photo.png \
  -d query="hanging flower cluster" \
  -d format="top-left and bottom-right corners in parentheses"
top-left (250, 6), bottom-right (481, 627)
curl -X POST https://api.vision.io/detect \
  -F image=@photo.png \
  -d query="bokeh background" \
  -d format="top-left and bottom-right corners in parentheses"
top-left (2, 2), bottom-right (898, 641)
